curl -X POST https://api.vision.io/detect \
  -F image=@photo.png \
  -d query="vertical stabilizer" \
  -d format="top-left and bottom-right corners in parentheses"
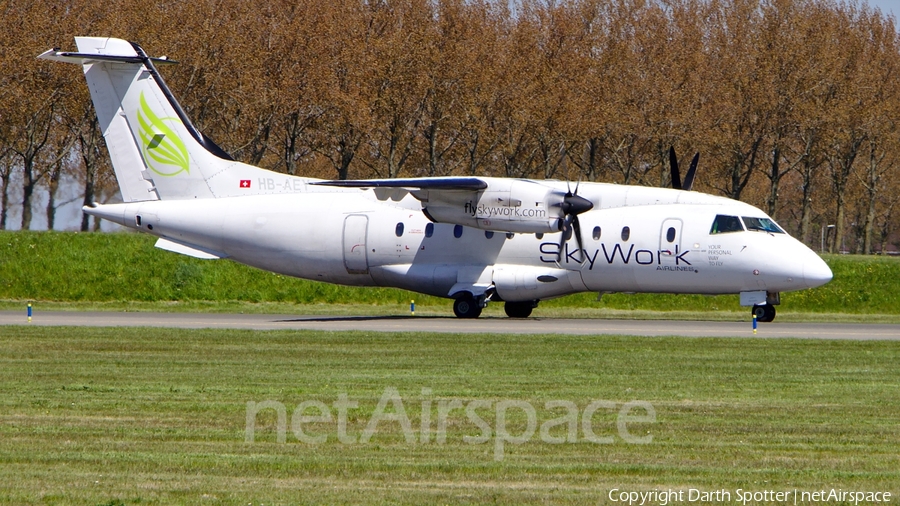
top-left (39, 37), bottom-right (238, 201)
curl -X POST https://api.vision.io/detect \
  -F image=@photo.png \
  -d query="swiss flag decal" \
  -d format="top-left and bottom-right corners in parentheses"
top-left (239, 180), bottom-right (251, 188)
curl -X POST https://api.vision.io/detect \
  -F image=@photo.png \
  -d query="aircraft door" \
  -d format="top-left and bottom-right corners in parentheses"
top-left (660, 218), bottom-right (683, 258)
top-left (343, 215), bottom-right (369, 274)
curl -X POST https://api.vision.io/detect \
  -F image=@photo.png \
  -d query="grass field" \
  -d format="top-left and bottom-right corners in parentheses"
top-left (0, 326), bottom-right (897, 504)
top-left (2, 231), bottom-right (900, 319)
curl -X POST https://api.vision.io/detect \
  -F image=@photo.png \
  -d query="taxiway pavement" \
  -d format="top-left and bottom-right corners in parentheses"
top-left (1, 311), bottom-right (898, 339)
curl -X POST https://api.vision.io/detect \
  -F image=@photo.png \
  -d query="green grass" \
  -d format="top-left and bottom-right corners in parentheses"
top-left (0, 326), bottom-right (897, 504)
top-left (2, 231), bottom-right (899, 318)
top-left (0, 231), bottom-right (445, 306)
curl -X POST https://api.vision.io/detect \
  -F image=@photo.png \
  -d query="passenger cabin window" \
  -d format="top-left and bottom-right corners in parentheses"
top-left (592, 226), bottom-right (601, 240)
top-left (666, 227), bottom-right (676, 242)
top-left (395, 222), bottom-right (404, 237)
top-left (621, 226), bottom-right (630, 241)
top-left (742, 217), bottom-right (785, 234)
top-left (454, 224), bottom-right (463, 238)
top-left (425, 223), bottom-right (434, 237)
top-left (710, 215), bottom-right (744, 234)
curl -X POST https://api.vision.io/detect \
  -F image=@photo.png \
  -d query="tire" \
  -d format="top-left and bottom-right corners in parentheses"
top-left (752, 304), bottom-right (777, 323)
top-left (453, 296), bottom-right (482, 318)
top-left (504, 301), bottom-right (534, 318)
top-left (763, 304), bottom-right (777, 322)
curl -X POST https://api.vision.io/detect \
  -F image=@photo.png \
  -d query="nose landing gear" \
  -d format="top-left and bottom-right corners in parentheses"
top-left (752, 304), bottom-right (776, 323)
top-left (742, 291), bottom-right (780, 323)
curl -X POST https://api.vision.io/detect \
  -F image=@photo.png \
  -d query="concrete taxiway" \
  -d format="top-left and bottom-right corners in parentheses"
top-left (1, 311), bottom-right (898, 339)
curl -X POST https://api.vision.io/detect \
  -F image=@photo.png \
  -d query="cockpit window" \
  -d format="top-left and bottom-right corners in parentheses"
top-left (742, 217), bottom-right (785, 234)
top-left (710, 215), bottom-right (744, 234)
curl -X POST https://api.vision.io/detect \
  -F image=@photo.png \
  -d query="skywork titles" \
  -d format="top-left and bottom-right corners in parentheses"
top-left (464, 202), bottom-right (547, 219)
top-left (540, 242), bottom-right (694, 271)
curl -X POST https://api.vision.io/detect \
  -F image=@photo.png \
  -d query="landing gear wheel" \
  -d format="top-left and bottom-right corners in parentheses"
top-left (504, 301), bottom-right (535, 318)
top-left (453, 296), bottom-right (482, 319)
top-left (752, 304), bottom-right (777, 323)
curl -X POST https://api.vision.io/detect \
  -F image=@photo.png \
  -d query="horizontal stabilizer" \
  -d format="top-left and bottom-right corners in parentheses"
top-left (312, 177), bottom-right (488, 191)
top-left (154, 237), bottom-right (225, 260)
top-left (37, 49), bottom-right (176, 66)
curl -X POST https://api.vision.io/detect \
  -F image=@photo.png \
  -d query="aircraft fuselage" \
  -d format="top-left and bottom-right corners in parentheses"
top-left (88, 178), bottom-right (832, 306)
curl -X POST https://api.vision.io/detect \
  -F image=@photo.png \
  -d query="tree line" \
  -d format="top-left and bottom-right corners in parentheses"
top-left (1, 0), bottom-right (899, 253)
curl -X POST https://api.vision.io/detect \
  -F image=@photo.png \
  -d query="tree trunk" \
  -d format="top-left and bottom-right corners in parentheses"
top-left (0, 173), bottom-right (10, 230)
top-left (863, 193), bottom-right (876, 254)
top-left (385, 133), bottom-right (399, 179)
top-left (795, 132), bottom-right (820, 247)
top-left (831, 194), bottom-right (844, 254)
top-left (282, 112), bottom-right (300, 176)
top-left (799, 172), bottom-right (813, 246)
top-left (586, 138), bottom-right (599, 181)
top-left (21, 159), bottom-right (36, 230)
top-left (81, 173), bottom-right (94, 232)
top-left (46, 168), bottom-right (60, 230)
top-left (878, 202), bottom-right (894, 254)
top-left (766, 146), bottom-right (781, 218)
top-left (425, 121), bottom-right (438, 177)
top-left (829, 137), bottom-right (863, 254)
top-left (337, 136), bottom-right (356, 181)
top-left (729, 137), bottom-right (762, 201)
top-left (861, 142), bottom-right (882, 255)
top-left (466, 130), bottom-right (480, 176)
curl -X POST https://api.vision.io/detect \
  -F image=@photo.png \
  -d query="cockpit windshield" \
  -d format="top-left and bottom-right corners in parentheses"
top-left (710, 215), bottom-right (744, 234)
top-left (742, 217), bottom-right (785, 234)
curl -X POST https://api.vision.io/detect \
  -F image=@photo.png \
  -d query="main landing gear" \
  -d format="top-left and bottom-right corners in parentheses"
top-left (453, 295), bottom-right (483, 319)
top-left (504, 300), bottom-right (538, 318)
top-left (452, 294), bottom-right (540, 318)
top-left (752, 304), bottom-right (777, 323)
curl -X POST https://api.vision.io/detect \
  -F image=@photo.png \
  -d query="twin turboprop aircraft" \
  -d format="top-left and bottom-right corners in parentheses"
top-left (40, 37), bottom-right (833, 320)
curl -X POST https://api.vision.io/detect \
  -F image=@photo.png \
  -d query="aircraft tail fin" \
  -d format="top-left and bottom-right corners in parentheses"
top-left (39, 37), bottom-right (238, 201)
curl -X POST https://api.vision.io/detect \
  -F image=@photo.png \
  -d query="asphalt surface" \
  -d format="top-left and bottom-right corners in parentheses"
top-left (1, 311), bottom-right (898, 339)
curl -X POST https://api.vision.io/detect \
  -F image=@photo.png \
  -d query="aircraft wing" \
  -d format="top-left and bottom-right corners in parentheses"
top-left (311, 177), bottom-right (488, 191)
top-left (312, 176), bottom-right (580, 235)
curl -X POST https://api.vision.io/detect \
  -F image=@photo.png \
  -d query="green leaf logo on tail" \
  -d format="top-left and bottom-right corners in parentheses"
top-left (137, 92), bottom-right (189, 176)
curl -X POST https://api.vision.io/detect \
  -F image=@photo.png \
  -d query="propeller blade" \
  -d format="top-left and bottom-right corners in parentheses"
top-left (572, 215), bottom-right (586, 263)
top-left (556, 215), bottom-right (573, 262)
top-left (554, 182), bottom-right (593, 263)
top-left (682, 152), bottom-right (700, 191)
top-left (669, 146), bottom-right (682, 190)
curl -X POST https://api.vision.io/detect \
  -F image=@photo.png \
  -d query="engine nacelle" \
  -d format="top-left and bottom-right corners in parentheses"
top-left (493, 265), bottom-right (587, 301)
top-left (416, 178), bottom-right (564, 234)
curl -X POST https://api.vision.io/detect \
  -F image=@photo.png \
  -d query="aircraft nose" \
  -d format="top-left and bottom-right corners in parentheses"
top-left (802, 252), bottom-right (833, 289)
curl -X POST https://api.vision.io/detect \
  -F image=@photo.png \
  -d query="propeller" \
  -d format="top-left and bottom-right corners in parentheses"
top-left (668, 146), bottom-right (700, 191)
top-left (554, 182), bottom-right (593, 263)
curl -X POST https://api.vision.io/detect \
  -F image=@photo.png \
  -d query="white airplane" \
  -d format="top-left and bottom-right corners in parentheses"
top-left (40, 37), bottom-right (832, 321)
